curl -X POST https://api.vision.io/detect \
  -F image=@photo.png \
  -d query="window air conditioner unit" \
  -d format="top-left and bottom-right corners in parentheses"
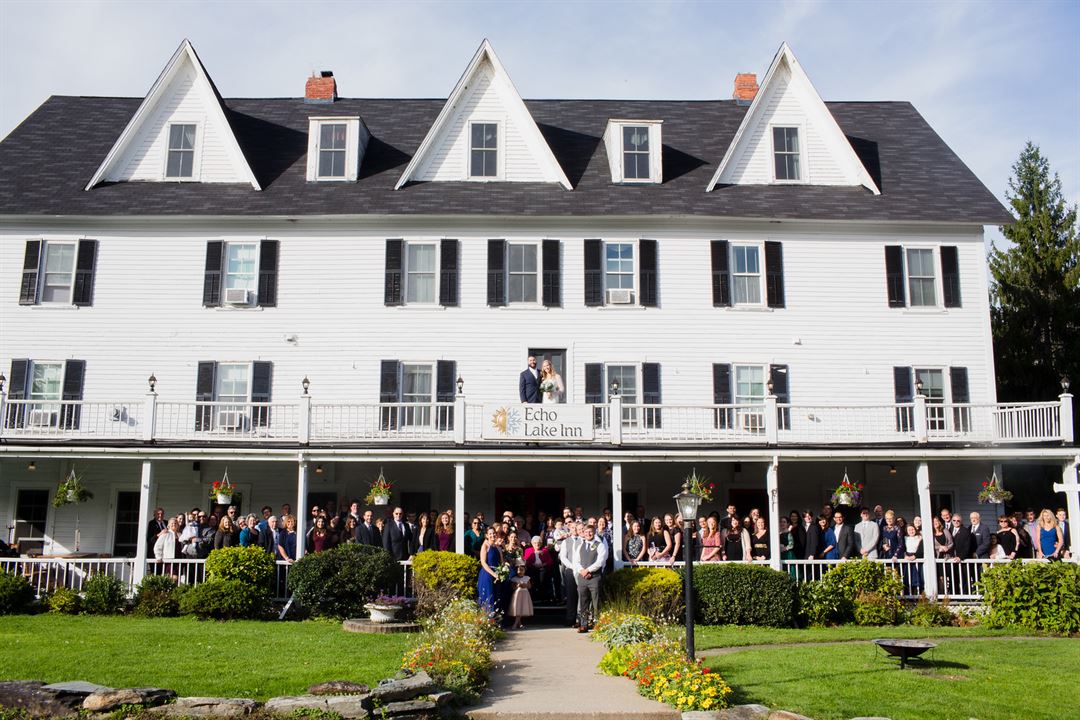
top-left (606, 288), bottom-right (633, 305)
top-left (224, 288), bottom-right (250, 305)
top-left (740, 412), bottom-right (765, 433)
top-left (28, 409), bottom-right (56, 427)
top-left (217, 410), bottom-right (245, 430)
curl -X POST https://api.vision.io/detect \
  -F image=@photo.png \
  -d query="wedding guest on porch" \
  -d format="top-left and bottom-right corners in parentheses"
top-left (1024, 508), bottom-right (1039, 541)
top-left (802, 510), bottom-right (820, 559)
top-left (723, 516), bottom-right (752, 562)
top-left (524, 535), bottom-right (555, 602)
top-left (279, 503), bottom-right (292, 527)
top-left (279, 514), bottom-right (298, 563)
top-left (932, 516), bottom-right (953, 560)
top-left (596, 516), bottom-right (615, 573)
top-left (829, 511), bottom-right (854, 560)
top-left (560, 522), bottom-right (582, 626)
top-left (779, 517), bottom-right (796, 561)
top-left (153, 517), bottom-right (182, 575)
top-left (646, 517), bottom-right (672, 562)
top-left (813, 515), bottom-right (830, 559)
top-left (382, 507), bottom-right (413, 561)
top-left (197, 514), bottom-right (218, 558)
top-left (902, 524), bottom-right (924, 595)
top-left (995, 516), bottom-right (1020, 560)
top-left (855, 508), bottom-right (881, 559)
top-left (257, 506), bottom-right (273, 532)
top-left (465, 518), bottom-right (485, 557)
top-left (1036, 509), bottom-right (1065, 560)
top-left (434, 513), bottom-right (453, 552)
top-left (214, 516), bottom-right (239, 550)
top-left (147, 507), bottom-right (167, 549)
top-left (624, 520), bottom-right (648, 564)
top-left (341, 516), bottom-right (358, 544)
top-left (949, 514), bottom-right (972, 560)
top-left (508, 564), bottom-right (533, 630)
top-left (665, 514), bottom-right (682, 562)
top-left (969, 512), bottom-right (991, 559)
top-left (750, 516), bottom-right (770, 561)
top-left (355, 510), bottom-right (379, 547)
top-left (239, 514), bottom-right (261, 547)
top-left (306, 515), bottom-right (331, 554)
top-left (259, 514), bottom-right (280, 555)
top-left (1057, 508), bottom-right (1071, 558)
top-left (789, 510), bottom-right (805, 558)
top-left (477, 527), bottom-right (500, 614)
top-left (575, 524), bottom-right (607, 633)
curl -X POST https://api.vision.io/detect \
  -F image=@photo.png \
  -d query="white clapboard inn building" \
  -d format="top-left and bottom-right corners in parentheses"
top-left (1, 40), bottom-right (1076, 598)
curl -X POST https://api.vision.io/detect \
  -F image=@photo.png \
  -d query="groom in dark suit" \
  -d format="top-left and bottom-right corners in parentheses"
top-left (518, 355), bottom-right (540, 403)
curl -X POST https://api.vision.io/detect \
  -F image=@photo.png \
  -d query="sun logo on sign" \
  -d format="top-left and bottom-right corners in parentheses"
top-left (490, 406), bottom-right (521, 435)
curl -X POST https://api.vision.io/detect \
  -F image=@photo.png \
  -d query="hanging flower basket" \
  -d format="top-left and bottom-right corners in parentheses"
top-left (364, 468), bottom-right (393, 506)
top-left (210, 468), bottom-right (235, 504)
top-left (830, 468), bottom-right (863, 507)
top-left (372, 494), bottom-right (390, 506)
top-left (53, 468), bottom-right (93, 508)
top-left (684, 468), bottom-right (715, 502)
top-left (978, 474), bottom-right (1013, 505)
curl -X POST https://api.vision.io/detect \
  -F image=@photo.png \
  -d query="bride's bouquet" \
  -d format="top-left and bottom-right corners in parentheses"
top-left (539, 379), bottom-right (557, 395)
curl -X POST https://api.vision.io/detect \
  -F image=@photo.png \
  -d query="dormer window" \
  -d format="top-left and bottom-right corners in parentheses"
top-left (604, 120), bottom-right (662, 184)
top-left (772, 126), bottom-right (801, 181)
top-left (306, 116), bottom-right (369, 182)
top-left (470, 122), bottom-right (499, 178)
top-left (165, 123), bottom-right (197, 179)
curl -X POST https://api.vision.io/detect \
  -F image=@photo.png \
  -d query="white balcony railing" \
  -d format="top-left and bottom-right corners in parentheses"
top-left (0, 388), bottom-right (1072, 447)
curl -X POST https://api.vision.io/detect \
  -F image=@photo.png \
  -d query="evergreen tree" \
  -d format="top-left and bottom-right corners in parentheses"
top-left (990, 143), bottom-right (1079, 427)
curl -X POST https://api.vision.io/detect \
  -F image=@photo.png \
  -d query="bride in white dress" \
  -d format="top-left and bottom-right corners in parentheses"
top-left (539, 359), bottom-right (565, 404)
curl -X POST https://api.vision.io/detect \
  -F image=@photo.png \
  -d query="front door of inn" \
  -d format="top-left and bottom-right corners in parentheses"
top-left (528, 348), bottom-right (567, 402)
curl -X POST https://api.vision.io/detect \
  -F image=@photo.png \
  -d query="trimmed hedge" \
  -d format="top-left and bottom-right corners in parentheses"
top-left (205, 545), bottom-right (276, 586)
top-left (800, 559), bottom-right (903, 626)
top-left (81, 574), bottom-right (127, 615)
top-left (690, 563), bottom-right (796, 627)
top-left (288, 542), bottom-right (398, 618)
top-left (980, 560), bottom-right (1080, 634)
top-left (0, 571), bottom-right (34, 615)
top-left (178, 579), bottom-right (268, 620)
top-left (133, 574), bottom-right (179, 617)
top-left (601, 567), bottom-right (682, 621)
top-left (411, 550), bottom-right (480, 617)
top-left (46, 588), bottom-right (82, 615)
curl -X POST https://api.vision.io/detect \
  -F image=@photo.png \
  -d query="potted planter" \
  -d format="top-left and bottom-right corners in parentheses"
top-left (372, 494), bottom-right (390, 506)
top-left (365, 603), bottom-right (402, 623)
top-left (216, 492), bottom-right (232, 505)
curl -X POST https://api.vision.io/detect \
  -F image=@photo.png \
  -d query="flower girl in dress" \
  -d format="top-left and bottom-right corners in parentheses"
top-left (508, 563), bottom-right (533, 629)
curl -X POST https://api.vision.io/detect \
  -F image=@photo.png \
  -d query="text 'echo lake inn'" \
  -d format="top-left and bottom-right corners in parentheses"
top-left (1, 40), bottom-right (1076, 597)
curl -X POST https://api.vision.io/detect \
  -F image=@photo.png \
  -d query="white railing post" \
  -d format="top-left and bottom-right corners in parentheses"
top-left (1060, 393), bottom-right (1074, 444)
top-left (612, 462), bottom-right (624, 570)
top-left (610, 395), bottom-right (622, 445)
top-left (143, 390), bottom-right (158, 441)
top-left (132, 459), bottom-right (155, 587)
top-left (0, 384), bottom-right (6, 439)
top-left (295, 455), bottom-right (308, 560)
top-left (767, 457), bottom-right (781, 571)
top-left (454, 395), bottom-right (466, 444)
top-left (299, 393), bottom-right (311, 445)
top-left (916, 462), bottom-right (937, 600)
top-left (454, 463), bottom-right (466, 554)
top-left (765, 395), bottom-right (778, 445)
top-left (913, 394), bottom-right (928, 443)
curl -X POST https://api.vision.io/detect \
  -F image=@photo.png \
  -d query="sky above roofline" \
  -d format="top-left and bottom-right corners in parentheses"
top-left (1, 0), bottom-right (1077, 241)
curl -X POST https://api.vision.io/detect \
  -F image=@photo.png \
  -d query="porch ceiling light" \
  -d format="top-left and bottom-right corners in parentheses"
top-left (889, 465), bottom-right (897, 475)
top-left (302, 376), bottom-right (311, 395)
top-left (148, 373), bottom-right (157, 392)
top-left (457, 376), bottom-right (464, 395)
top-left (28, 460), bottom-right (36, 472)
top-left (315, 464), bottom-right (323, 475)
top-left (1062, 376), bottom-right (1071, 392)
top-left (674, 481), bottom-right (701, 523)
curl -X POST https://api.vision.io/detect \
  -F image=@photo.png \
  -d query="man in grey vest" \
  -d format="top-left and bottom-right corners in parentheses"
top-left (558, 521), bottom-right (581, 627)
top-left (575, 524), bottom-right (608, 633)
top-left (854, 507), bottom-right (880, 559)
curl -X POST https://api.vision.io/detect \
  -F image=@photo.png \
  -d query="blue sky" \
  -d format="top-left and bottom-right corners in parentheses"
top-left (1, 0), bottom-right (1077, 237)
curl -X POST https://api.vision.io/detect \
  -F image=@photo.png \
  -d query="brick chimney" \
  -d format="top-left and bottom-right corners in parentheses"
top-left (305, 71), bottom-right (337, 103)
top-left (733, 73), bottom-right (759, 105)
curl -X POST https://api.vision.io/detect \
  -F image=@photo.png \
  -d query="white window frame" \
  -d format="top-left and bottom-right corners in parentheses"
top-left (506, 241), bottom-right (541, 305)
top-left (733, 363), bottom-right (768, 432)
top-left (606, 363), bottom-right (640, 426)
top-left (306, 117), bottom-right (362, 182)
top-left (163, 121), bottom-right (201, 181)
top-left (468, 120), bottom-right (502, 180)
top-left (213, 362), bottom-right (252, 432)
top-left (222, 241), bottom-right (260, 301)
top-left (27, 360), bottom-right (65, 428)
top-left (38, 239), bottom-right (77, 305)
top-left (403, 241), bottom-right (439, 305)
top-left (607, 120), bottom-right (662, 184)
top-left (913, 367), bottom-right (947, 431)
top-left (400, 362), bottom-right (435, 427)
top-left (904, 246), bottom-right (939, 308)
top-left (315, 122), bottom-right (349, 180)
top-left (770, 124), bottom-right (804, 183)
top-left (603, 240), bottom-right (637, 305)
top-left (730, 242), bottom-right (765, 306)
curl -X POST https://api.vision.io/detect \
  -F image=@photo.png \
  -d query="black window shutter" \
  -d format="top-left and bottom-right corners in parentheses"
top-left (941, 246), bottom-right (961, 308)
top-left (251, 361), bottom-right (273, 427)
top-left (384, 239), bottom-right (403, 306)
top-left (764, 241), bottom-right (785, 309)
top-left (202, 241), bottom-right (224, 307)
top-left (711, 240), bottom-right (731, 307)
top-left (72, 240), bottom-right (98, 307)
top-left (885, 245), bottom-right (906, 308)
top-left (439, 239), bottom-right (459, 307)
top-left (584, 239), bottom-right (603, 307)
top-left (585, 362), bottom-right (604, 427)
top-left (642, 362), bottom-right (661, 428)
top-left (380, 359), bottom-right (401, 430)
top-left (6, 359), bottom-right (30, 428)
top-left (487, 240), bottom-right (506, 306)
top-left (893, 366), bottom-right (914, 432)
top-left (950, 366), bottom-right (971, 432)
top-left (769, 364), bottom-right (790, 430)
top-left (195, 361), bottom-right (217, 431)
top-left (59, 359), bottom-right (86, 430)
top-left (19, 241), bottom-right (41, 305)
top-left (436, 360), bottom-right (456, 430)
top-left (258, 240), bottom-right (279, 307)
top-left (713, 363), bottom-right (732, 429)
top-left (542, 239), bottom-right (561, 307)
top-left (639, 239), bottom-right (658, 307)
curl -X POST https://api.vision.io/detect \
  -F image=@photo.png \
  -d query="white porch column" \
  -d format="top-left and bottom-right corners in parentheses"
top-left (295, 455), bottom-right (309, 560)
top-left (1053, 456), bottom-right (1080, 559)
top-left (1060, 392), bottom-right (1074, 444)
top-left (455, 462), bottom-right (466, 554)
top-left (767, 456), bottom-right (781, 571)
top-left (612, 462), bottom-right (624, 569)
top-left (916, 461), bottom-right (937, 599)
top-left (133, 459), bottom-right (155, 586)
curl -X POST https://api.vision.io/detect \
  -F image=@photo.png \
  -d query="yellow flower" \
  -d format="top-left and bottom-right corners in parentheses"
top-left (702, 699), bottom-right (714, 709)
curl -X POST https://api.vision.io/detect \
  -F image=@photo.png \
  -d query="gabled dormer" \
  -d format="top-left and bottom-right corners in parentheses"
top-left (85, 39), bottom-right (260, 190)
top-left (707, 43), bottom-right (879, 195)
top-left (395, 40), bottom-right (572, 190)
top-left (603, 120), bottom-right (663, 184)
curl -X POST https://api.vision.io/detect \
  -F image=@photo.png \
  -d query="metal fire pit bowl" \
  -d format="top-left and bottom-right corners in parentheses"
top-left (874, 639), bottom-right (937, 669)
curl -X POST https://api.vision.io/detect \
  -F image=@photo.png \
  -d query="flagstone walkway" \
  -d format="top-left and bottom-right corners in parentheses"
top-left (467, 626), bottom-right (680, 720)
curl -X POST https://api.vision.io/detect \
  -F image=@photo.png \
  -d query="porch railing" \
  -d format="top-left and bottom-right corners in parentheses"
top-left (0, 390), bottom-right (1072, 446)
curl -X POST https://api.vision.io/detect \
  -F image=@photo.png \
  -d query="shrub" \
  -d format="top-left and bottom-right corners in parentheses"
top-left (46, 588), bottom-right (82, 615)
top-left (690, 563), bottom-right (796, 627)
top-left (592, 612), bottom-right (660, 649)
top-left (0, 571), bottom-right (34, 615)
top-left (81, 574), bottom-right (126, 615)
top-left (602, 567), bottom-right (682, 622)
top-left (289, 543), bottom-right (398, 619)
top-left (801, 560), bottom-right (903, 626)
top-left (853, 591), bottom-right (900, 626)
top-left (411, 550), bottom-right (480, 617)
top-left (402, 599), bottom-right (502, 703)
top-left (178, 579), bottom-right (268, 620)
top-left (980, 560), bottom-right (1080, 634)
top-left (133, 574), bottom-right (179, 617)
top-left (599, 639), bottom-right (732, 712)
top-left (205, 545), bottom-right (276, 586)
top-left (907, 598), bottom-right (958, 627)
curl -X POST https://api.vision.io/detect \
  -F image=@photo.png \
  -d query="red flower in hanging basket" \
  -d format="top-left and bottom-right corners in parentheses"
top-left (858, 484), bottom-right (864, 490)
top-left (982, 481), bottom-right (989, 487)
top-left (213, 481), bottom-right (221, 488)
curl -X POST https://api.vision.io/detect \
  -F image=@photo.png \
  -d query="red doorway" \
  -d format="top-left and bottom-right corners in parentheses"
top-left (494, 487), bottom-right (566, 522)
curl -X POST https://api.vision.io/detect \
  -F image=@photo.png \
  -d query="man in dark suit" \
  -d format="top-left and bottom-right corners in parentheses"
top-left (803, 511), bottom-right (821, 559)
top-left (950, 515), bottom-right (973, 559)
top-left (355, 509), bottom-right (380, 547)
top-left (147, 507), bottom-right (167, 548)
top-left (518, 355), bottom-right (540, 403)
top-left (833, 511), bottom-right (855, 559)
top-left (259, 514), bottom-right (281, 555)
top-left (969, 511), bottom-right (991, 559)
top-left (382, 506), bottom-right (413, 561)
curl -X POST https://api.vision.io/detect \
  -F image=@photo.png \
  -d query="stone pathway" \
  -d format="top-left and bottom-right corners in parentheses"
top-left (467, 626), bottom-right (681, 720)
top-left (697, 634), bottom-right (1058, 656)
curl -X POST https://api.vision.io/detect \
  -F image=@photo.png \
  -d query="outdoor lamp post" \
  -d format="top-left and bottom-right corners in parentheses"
top-left (674, 481), bottom-right (702, 660)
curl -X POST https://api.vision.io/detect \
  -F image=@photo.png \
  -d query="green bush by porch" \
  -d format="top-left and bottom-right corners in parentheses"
top-left (0, 571), bottom-right (34, 615)
top-left (980, 559), bottom-right (1080, 633)
top-left (600, 566), bottom-right (682, 621)
top-left (690, 563), bottom-right (796, 627)
top-left (410, 550), bottom-right (479, 617)
top-left (288, 543), bottom-right (399, 618)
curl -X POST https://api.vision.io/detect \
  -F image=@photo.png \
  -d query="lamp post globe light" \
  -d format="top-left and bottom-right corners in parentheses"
top-left (674, 481), bottom-right (701, 660)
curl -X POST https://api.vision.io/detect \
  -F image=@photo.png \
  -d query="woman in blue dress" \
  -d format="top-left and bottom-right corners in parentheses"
top-left (477, 527), bottom-right (500, 613)
top-left (1036, 509), bottom-right (1064, 560)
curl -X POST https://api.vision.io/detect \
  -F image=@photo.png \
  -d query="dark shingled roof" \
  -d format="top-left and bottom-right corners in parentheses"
top-left (0, 95), bottom-right (1012, 224)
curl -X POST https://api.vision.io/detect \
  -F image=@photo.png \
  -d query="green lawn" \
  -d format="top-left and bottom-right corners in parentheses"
top-left (694, 623), bottom-right (1042, 650)
top-left (0, 616), bottom-right (413, 700)
top-left (704, 637), bottom-right (1077, 720)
